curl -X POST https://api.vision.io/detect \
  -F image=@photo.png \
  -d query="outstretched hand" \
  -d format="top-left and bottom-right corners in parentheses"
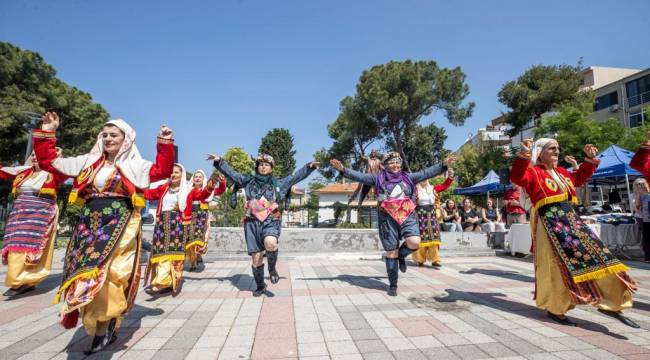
top-left (206, 154), bottom-right (221, 162)
top-left (443, 155), bottom-right (458, 166)
top-left (159, 125), bottom-right (173, 139)
top-left (329, 159), bottom-right (345, 172)
top-left (41, 112), bottom-right (60, 131)
top-left (309, 161), bottom-right (321, 169)
top-left (564, 155), bottom-right (578, 169)
top-left (520, 138), bottom-right (533, 153)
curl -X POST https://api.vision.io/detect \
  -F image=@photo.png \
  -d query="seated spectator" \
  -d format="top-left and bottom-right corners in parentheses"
top-left (480, 198), bottom-right (506, 233)
top-left (441, 199), bottom-right (462, 232)
top-left (459, 198), bottom-right (481, 232)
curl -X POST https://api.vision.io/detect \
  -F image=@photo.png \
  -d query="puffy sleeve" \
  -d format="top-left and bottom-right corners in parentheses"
top-left (148, 137), bottom-right (175, 182)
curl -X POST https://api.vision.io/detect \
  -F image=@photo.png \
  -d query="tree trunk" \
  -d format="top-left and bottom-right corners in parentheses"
top-left (393, 129), bottom-right (410, 172)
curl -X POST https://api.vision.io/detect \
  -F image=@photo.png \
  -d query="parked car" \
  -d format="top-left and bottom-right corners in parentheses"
top-left (588, 201), bottom-right (622, 214)
top-left (317, 219), bottom-right (338, 228)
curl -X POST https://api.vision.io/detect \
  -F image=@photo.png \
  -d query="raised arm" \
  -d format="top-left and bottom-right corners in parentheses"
top-left (195, 178), bottom-right (216, 201)
top-left (409, 163), bottom-right (444, 184)
top-left (567, 144), bottom-right (599, 187)
top-left (212, 157), bottom-right (248, 187)
top-left (278, 163), bottom-right (316, 195)
top-left (148, 127), bottom-right (175, 182)
top-left (144, 184), bottom-right (166, 201)
top-left (213, 174), bottom-right (227, 196)
top-left (510, 140), bottom-right (535, 189)
top-left (433, 170), bottom-right (454, 193)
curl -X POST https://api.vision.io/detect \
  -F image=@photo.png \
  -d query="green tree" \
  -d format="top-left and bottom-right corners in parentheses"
top-left (209, 147), bottom-right (254, 227)
top-left (220, 146), bottom-right (254, 178)
top-left (536, 99), bottom-right (623, 164)
top-left (258, 128), bottom-right (296, 178)
top-left (316, 96), bottom-right (380, 179)
top-left (0, 42), bottom-right (109, 165)
top-left (390, 123), bottom-right (448, 172)
top-left (306, 178), bottom-right (326, 226)
top-left (498, 62), bottom-right (591, 135)
top-left (355, 60), bottom-right (474, 169)
top-left (454, 140), bottom-right (511, 188)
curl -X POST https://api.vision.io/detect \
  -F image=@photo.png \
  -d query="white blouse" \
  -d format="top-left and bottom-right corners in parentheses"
top-left (93, 165), bottom-right (116, 190)
top-left (18, 171), bottom-right (49, 193)
top-left (417, 184), bottom-right (436, 206)
top-left (161, 189), bottom-right (180, 211)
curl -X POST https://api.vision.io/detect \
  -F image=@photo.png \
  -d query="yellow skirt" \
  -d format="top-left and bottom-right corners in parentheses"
top-left (534, 218), bottom-right (633, 315)
top-left (411, 244), bottom-right (440, 265)
top-left (61, 211), bottom-right (142, 336)
top-left (148, 259), bottom-right (183, 292)
top-left (4, 209), bottom-right (59, 288)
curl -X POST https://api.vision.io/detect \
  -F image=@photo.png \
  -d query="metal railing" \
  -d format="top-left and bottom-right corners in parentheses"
top-left (627, 90), bottom-right (650, 108)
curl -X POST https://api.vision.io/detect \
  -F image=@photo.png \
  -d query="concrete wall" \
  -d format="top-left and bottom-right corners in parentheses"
top-left (210, 227), bottom-right (381, 253)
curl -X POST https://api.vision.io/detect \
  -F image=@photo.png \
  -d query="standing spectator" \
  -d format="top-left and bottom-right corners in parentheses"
top-left (635, 178), bottom-right (650, 263)
top-left (504, 184), bottom-right (527, 226)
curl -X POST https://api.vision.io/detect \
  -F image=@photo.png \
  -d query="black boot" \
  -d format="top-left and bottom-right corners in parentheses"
top-left (101, 318), bottom-right (118, 349)
top-left (598, 309), bottom-right (640, 328)
top-left (385, 258), bottom-right (399, 296)
top-left (398, 243), bottom-right (415, 273)
top-left (252, 265), bottom-right (267, 297)
top-left (267, 250), bottom-right (280, 284)
top-left (84, 335), bottom-right (106, 355)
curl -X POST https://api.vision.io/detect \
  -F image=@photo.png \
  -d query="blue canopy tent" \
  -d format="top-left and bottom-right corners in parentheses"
top-left (454, 170), bottom-right (509, 197)
top-left (569, 145), bottom-right (640, 212)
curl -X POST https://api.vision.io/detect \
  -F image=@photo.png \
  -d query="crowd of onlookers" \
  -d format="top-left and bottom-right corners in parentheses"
top-left (439, 184), bottom-right (529, 233)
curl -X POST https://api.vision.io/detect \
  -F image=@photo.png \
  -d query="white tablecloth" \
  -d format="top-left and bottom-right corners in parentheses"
top-left (598, 223), bottom-right (639, 248)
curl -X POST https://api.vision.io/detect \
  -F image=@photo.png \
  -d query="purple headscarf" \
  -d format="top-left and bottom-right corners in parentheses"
top-left (376, 170), bottom-right (415, 195)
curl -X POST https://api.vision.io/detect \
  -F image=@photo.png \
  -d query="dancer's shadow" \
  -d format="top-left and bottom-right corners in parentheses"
top-left (459, 268), bottom-right (535, 283)
top-left (64, 304), bottom-right (164, 359)
top-left (425, 288), bottom-right (627, 339)
top-left (3, 272), bottom-right (62, 300)
top-left (183, 274), bottom-right (258, 292)
top-left (299, 275), bottom-right (387, 291)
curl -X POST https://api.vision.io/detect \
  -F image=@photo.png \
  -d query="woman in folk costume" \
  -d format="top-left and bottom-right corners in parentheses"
top-left (511, 138), bottom-right (638, 328)
top-left (1, 150), bottom-right (67, 296)
top-left (331, 152), bottom-right (456, 296)
top-left (208, 153), bottom-right (319, 296)
top-left (33, 112), bottom-right (175, 354)
top-left (184, 170), bottom-right (227, 271)
top-left (411, 168), bottom-right (454, 268)
top-left (143, 164), bottom-right (188, 295)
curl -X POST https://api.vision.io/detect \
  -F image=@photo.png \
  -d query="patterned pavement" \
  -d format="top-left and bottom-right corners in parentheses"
top-left (2, 250), bottom-right (650, 359)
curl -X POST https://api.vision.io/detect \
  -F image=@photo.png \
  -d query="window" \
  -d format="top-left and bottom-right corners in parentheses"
top-left (626, 74), bottom-right (650, 107)
top-left (594, 91), bottom-right (618, 111)
top-left (629, 111), bottom-right (645, 128)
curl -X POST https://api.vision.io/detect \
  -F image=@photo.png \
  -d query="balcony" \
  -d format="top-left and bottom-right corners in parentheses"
top-left (627, 90), bottom-right (650, 108)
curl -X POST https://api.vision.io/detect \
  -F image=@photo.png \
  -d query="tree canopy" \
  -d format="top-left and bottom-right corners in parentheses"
top-left (258, 128), bottom-right (297, 178)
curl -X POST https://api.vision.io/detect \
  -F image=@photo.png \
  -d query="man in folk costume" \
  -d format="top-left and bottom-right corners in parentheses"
top-left (143, 164), bottom-right (215, 295)
top-left (411, 168), bottom-right (454, 268)
top-left (357, 149), bottom-right (383, 207)
top-left (1, 150), bottom-right (68, 296)
top-left (511, 138), bottom-right (638, 328)
top-left (208, 153), bottom-right (319, 296)
top-left (331, 152), bottom-right (456, 296)
top-left (184, 169), bottom-right (226, 271)
top-left (33, 112), bottom-right (175, 354)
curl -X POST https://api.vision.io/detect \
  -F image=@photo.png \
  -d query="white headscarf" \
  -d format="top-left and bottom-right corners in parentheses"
top-left (170, 163), bottom-right (190, 212)
top-left (530, 138), bottom-right (555, 166)
top-left (192, 169), bottom-right (214, 202)
top-left (520, 138), bottom-right (557, 211)
top-left (51, 119), bottom-right (155, 189)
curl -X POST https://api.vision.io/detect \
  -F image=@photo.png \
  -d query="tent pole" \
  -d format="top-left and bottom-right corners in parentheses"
top-left (625, 174), bottom-right (632, 214)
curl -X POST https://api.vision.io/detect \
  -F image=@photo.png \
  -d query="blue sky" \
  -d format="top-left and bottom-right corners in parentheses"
top-left (2, 0), bottom-right (649, 185)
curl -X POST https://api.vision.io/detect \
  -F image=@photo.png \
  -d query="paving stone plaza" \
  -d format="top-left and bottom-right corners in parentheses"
top-left (2, 233), bottom-right (650, 360)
